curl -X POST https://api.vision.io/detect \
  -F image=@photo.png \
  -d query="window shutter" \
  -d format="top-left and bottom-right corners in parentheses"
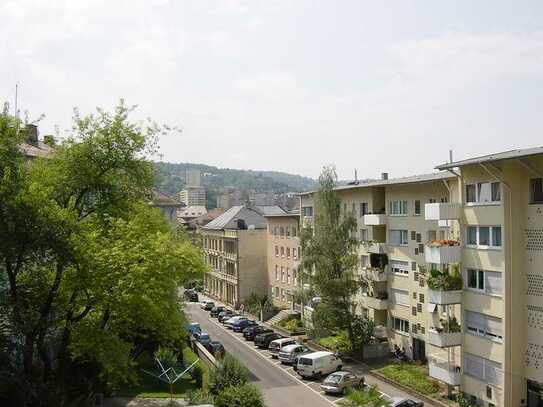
top-left (416, 233), bottom-right (421, 243)
top-left (414, 272), bottom-right (419, 281)
top-left (411, 262), bottom-right (417, 271)
top-left (412, 306), bottom-right (417, 316)
top-left (417, 303), bottom-right (422, 313)
top-left (485, 271), bottom-right (503, 296)
top-left (418, 244), bottom-right (424, 253)
top-left (419, 293), bottom-right (424, 303)
top-left (411, 231), bottom-right (416, 240)
top-left (413, 292), bottom-right (417, 299)
top-left (414, 248), bottom-right (419, 255)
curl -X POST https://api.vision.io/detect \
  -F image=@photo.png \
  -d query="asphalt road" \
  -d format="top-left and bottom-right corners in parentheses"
top-left (185, 302), bottom-right (339, 407)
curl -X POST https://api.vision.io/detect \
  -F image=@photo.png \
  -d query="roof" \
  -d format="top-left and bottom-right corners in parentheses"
top-left (253, 205), bottom-right (287, 216)
top-left (20, 141), bottom-right (55, 158)
top-left (299, 351), bottom-right (333, 359)
top-left (202, 205), bottom-right (267, 230)
top-left (299, 172), bottom-right (455, 196)
top-left (178, 206), bottom-right (207, 218)
top-left (263, 212), bottom-right (300, 219)
top-left (151, 190), bottom-right (183, 207)
top-left (436, 146), bottom-right (543, 170)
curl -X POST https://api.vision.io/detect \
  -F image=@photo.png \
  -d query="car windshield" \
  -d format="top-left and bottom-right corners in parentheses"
top-left (298, 357), bottom-right (313, 366)
top-left (324, 374), bottom-right (342, 384)
top-left (200, 334), bottom-right (209, 339)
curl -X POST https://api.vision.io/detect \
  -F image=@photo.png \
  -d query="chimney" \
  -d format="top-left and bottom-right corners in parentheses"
top-left (381, 172), bottom-right (389, 180)
top-left (26, 124), bottom-right (39, 145)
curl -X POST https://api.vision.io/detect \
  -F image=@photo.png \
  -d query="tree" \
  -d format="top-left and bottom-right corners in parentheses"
top-left (214, 384), bottom-right (265, 407)
top-left (300, 166), bottom-right (367, 351)
top-left (351, 316), bottom-right (375, 356)
top-left (339, 385), bottom-right (391, 407)
top-left (245, 292), bottom-right (273, 321)
top-left (0, 102), bottom-right (206, 406)
top-left (209, 354), bottom-right (249, 395)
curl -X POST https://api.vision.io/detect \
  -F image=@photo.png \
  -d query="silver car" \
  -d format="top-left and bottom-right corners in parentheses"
top-left (320, 371), bottom-right (364, 395)
top-left (390, 398), bottom-right (423, 407)
top-left (278, 344), bottom-right (310, 364)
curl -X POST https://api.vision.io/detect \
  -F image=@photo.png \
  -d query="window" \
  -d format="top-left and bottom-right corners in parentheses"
top-left (464, 352), bottom-right (503, 386)
top-left (280, 227), bottom-right (285, 236)
top-left (414, 200), bottom-right (421, 216)
top-left (286, 226), bottom-right (291, 237)
top-left (275, 246), bottom-right (279, 257)
top-left (281, 267), bottom-right (285, 282)
top-left (302, 206), bottom-right (313, 217)
top-left (465, 311), bottom-right (503, 343)
top-left (390, 260), bottom-right (409, 276)
top-left (286, 247), bottom-right (291, 258)
top-left (280, 247), bottom-right (285, 257)
top-left (360, 202), bottom-right (369, 217)
top-left (390, 288), bottom-right (410, 306)
top-left (466, 226), bottom-right (502, 248)
top-left (275, 265), bottom-right (279, 281)
top-left (287, 268), bottom-right (291, 284)
top-left (293, 248), bottom-right (297, 260)
top-left (466, 269), bottom-right (502, 296)
top-left (292, 226), bottom-right (297, 237)
top-left (531, 178), bottom-right (543, 204)
top-left (275, 286), bottom-right (279, 298)
top-left (360, 255), bottom-right (370, 268)
top-left (273, 226), bottom-right (278, 235)
top-left (466, 182), bottom-right (501, 204)
top-left (417, 303), bottom-right (422, 313)
top-left (360, 228), bottom-right (369, 242)
top-left (389, 230), bottom-right (408, 246)
top-left (392, 317), bottom-right (409, 333)
top-left (419, 293), bottom-right (424, 303)
top-left (293, 269), bottom-right (297, 285)
top-left (281, 289), bottom-right (285, 300)
top-left (389, 200), bottom-right (408, 216)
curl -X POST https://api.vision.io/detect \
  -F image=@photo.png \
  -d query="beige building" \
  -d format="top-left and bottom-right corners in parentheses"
top-left (179, 186), bottom-right (206, 207)
top-left (264, 213), bottom-right (301, 309)
top-left (202, 205), bottom-right (270, 307)
top-left (299, 146), bottom-right (543, 406)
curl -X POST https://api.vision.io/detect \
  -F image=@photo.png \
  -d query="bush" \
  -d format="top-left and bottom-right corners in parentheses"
top-left (187, 388), bottom-right (214, 405)
top-left (209, 354), bottom-right (249, 395)
top-left (214, 384), bottom-right (264, 407)
top-left (182, 346), bottom-right (208, 388)
top-left (317, 330), bottom-right (351, 353)
top-left (278, 315), bottom-right (304, 332)
top-left (377, 363), bottom-right (440, 395)
top-left (427, 269), bottom-right (463, 291)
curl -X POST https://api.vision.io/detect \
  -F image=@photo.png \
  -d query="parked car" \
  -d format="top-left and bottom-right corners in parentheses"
top-left (255, 332), bottom-right (282, 349)
top-left (278, 344), bottom-right (311, 365)
top-left (201, 300), bottom-right (215, 311)
top-left (194, 331), bottom-right (211, 347)
top-left (184, 289), bottom-right (199, 302)
top-left (269, 337), bottom-right (296, 358)
top-left (206, 341), bottom-right (225, 359)
top-left (296, 351), bottom-right (343, 379)
top-left (185, 322), bottom-right (201, 335)
top-left (232, 319), bottom-right (257, 333)
top-left (224, 316), bottom-right (247, 329)
top-left (218, 310), bottom-right (234, 323)
top-left (210, 306), bottom-right (226, 317)
top-left (390, 398), bottom-right (424, 407)
top-left (320, 371), bottom-right (364, 395)
top-left (243, 326), bottom-right (273, 341)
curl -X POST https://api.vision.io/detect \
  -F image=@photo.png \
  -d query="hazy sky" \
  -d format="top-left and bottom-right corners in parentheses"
top-left (2, 1), bottom-right (543, 179)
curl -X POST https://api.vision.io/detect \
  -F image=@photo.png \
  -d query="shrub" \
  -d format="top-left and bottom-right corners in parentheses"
top-left (442, 316), bottom-right (461, 333)
top-left (278, 315), bottom-right (304, 332)
top-left (187, 388), bottom-right (214, 405)
top-left (182, 346), bottom-right (208, 388)
top-left (209, 354), bottom-right (249, 395)
top-left (427, 269), bottom-right (463, 291)
top-left (214, 384), bottom-right (265, 407)
top-left (317, 330), bottom-right (351, 353)
top-left (377, 363), bottom-right (440, 395)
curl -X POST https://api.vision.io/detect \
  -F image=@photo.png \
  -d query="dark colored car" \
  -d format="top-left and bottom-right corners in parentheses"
top-left (210, 306), bottom-right (226, 317)
top-left (255, 332), bottom-right (282, 349)
top-left (184, 289), bottom-right (198, 302)
top-left (233, 319), bottom-right (257, 333)
top-left (243, 326), bottom-right (273, 341)
top-left (218, 311), bottom-right (234, 323)
top-left (206, 341), bottom-right (225, 359)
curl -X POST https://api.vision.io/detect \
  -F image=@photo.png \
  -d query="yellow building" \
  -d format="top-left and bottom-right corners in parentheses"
top-left (264, 213), bottom-right (301, 309)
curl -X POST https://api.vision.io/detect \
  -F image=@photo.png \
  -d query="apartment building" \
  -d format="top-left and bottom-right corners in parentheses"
top-left (201, 205), bottom-right (270, 307)
top-left (264, 212), bottom-right (301, 309)
top-left (179, 186), bottom-right (206, 207)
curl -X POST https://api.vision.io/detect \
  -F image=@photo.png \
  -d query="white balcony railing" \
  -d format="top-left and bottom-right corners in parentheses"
top-left (363, 295), bottom-right (388, 310)
top-left (428, 329), bottom-right (462, 347)
top-left (428, 356), bottom-right (461, 386)
top-left (367, 242), bottom-right (387, 254)
top-left (425, 244), bottom-right (461, 264)
top-left (363, 214), bottom-right (387, 226)
top-left (424, 203), bottom-right (462, 221)
top-left (428, 289), bottom-right (463, 305)
top-left (362, 266), bottom-right (388, 282)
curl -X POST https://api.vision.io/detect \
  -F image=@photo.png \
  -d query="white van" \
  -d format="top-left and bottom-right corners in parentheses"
top-left (296, 351), bottom-right (343, 379)
top-left (269, 337), bottom-right (296, 358)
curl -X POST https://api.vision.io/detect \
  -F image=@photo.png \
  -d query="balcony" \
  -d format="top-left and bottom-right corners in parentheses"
top-left (425, 203), bottom-right (462, 221)
top-left (428, 329), bottom-right (462, 347)
top-left (364, 214), bottom-right (387, 226)
top-left (428, 289), bottom-right (462, 304)
top-left (363, 293), bottom-right (389, 310)
top-left (425, 241), bottom-right (461, 264)
top-left (367, 242), bottom-right (387, 254)
top-left (362, 266), bottom-right (388, 282)
top-left (428, 356), bottom-right (461, 386)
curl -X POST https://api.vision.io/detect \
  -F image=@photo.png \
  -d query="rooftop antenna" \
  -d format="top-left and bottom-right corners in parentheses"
top-left (354, 168), bottom-right (358, 182)
top-left (449, 149), bottom-right (453, 164)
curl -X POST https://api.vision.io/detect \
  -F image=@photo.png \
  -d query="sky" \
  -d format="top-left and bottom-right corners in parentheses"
top-left (2, 0), bottom-right (543, 180)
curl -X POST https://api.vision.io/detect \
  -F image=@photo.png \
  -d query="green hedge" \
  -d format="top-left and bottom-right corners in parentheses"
top-left (377, 363), bottom-right (440, 395)
top-left (183, 346), bottom-right (210, 389)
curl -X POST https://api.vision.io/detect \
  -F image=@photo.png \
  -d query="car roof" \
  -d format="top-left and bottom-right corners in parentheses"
top-left (299, 351), bottom-right (334, 359)
top-left (274, 337), bottom-right (295, 343)
top-left (282, 344), bottom-right (303, 351)
top-left (329, 371), bottom-right (353, 376)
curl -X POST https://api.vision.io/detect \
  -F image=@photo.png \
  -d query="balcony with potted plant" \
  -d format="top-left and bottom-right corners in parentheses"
top-left (362, 253), bottom-right (389, 282)
top-left (428, 316), bottom-right (462, 347)
top-left (425, 239), bottom-right (461, 264)
top-left (363, 240), bottom-right (387, 254)
top-left (427, 267), bottom-right (463, 304)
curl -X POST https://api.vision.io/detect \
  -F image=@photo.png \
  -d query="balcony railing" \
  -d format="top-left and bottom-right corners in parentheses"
top-left (428, 328), bottom-right (462, 347)
top-left (425, 241), bottom-right (461, 264)
top-left (363, 214), bottom-right (387, 226)
top-left (424, 202), bottom-right (462, 221)
top-left (366, 242), bottom-right (387, 254)
top-left (363, 293), bottom-right (388, 310)
top-left (428, 356), bottom-right (461, 386)
top-left (428, 289), bottom-right (462, 304)
top-left (362, 266), bottom-right (388, 282)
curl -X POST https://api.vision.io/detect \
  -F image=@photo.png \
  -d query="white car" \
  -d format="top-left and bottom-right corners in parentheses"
top-left (269, 337), bottom-right (296, 358)
top-left (390, 397), bottom-right (423, 407)
top-left (296, 351), bottom-right (342, 379)
top-left (223, 316), bottom-right (247, 329)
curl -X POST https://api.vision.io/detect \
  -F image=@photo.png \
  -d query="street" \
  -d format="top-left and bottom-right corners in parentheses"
top-left (186, 302), bottom-right (341, 407)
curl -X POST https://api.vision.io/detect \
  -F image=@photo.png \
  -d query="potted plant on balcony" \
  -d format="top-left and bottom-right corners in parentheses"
top-left (427, 239), bottom-right (460, 247)
top-left (428, 268), bottom-right (463, 291)
top-left (442, 316), bottom-right (461, 333)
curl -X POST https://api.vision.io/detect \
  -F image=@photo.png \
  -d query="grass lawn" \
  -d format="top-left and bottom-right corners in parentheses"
top-left (375, 362), bottom-right (440, 395)
top-left (116, 350), bottom-right (201, 398)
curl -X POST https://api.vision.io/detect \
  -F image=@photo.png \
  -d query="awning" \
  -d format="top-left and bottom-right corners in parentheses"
top-left (427, 303), bottom-right (437, 313)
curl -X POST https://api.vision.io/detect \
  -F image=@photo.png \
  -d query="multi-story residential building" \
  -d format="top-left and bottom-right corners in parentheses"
top-left (264, 212), bottom-right (301, 309)
top-left (179, 186), bottom-right (206, 207)
top-left (151, 190), bottom-right (183, 222)
top-left (202, 205), bottom-right (271, 307)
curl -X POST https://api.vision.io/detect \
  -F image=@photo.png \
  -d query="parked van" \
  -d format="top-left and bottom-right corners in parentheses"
top-left (269, 337), bottom-right (296, 358)
top-left (296, 351), bottom-right (342, 379)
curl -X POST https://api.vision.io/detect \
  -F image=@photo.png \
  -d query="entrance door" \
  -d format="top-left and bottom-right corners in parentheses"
top-left (412, 338), bottom-right (426, 363)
